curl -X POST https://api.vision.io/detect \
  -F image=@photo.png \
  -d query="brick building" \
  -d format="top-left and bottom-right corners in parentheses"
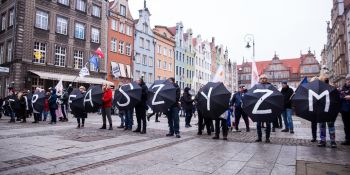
top-left (238, 51), bottom-right (320, 89)
top-left (0, 0), bottom-right (110, 96)
top-left (107, 0), bottom-right (134, 87)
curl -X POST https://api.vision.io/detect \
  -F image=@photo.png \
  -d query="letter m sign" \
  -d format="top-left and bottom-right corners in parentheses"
top-left (308, 90), bottom-right (330, 112)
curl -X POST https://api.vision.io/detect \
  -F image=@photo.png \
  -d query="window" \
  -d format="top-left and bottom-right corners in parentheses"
top-left (0, 44), bottom-right (3, 64)
top-left (163, 47), bottom-right (167, 56)
top-left (33, 42), bottom-right (46, 64)
top-left (126, 43), bottom-right (131, 56)
top-left (169, 63), bottom-right (172, 71)
top-left (35, 10), bottom-right (48, 30)
top-left (9, 9), bottom-right (14, 27)
top-left (76, 0), bottom-right (86, 12)
top-left (135, 53), bottom-right (141, 64)
top-left (6, 41), bottom-right (12, 62)
top-left (139, 37), bottom-right (144, 48)
top-left (73, 50), bottom-right (83, 69)
top-left (92, 5), bottom-right (101, 18)
top-left (142, 55), bottom-right (147, 65)
top-left (146, 40), bottom-right (150, 50)
top-left (111, 38), bottom-right (117, 52)
top-left (169, 50), bottom-right (172, 58)
top-left (176, 66), bottom-right (178, 75)
top-left (54, 46), bottom-right (66, 67)
top-left (75, 22), bottom-right (85, 39)
top-left (1, 13), bottom-right (5, 30)
top-left (143, 23), bottom-right (148, 33)
top-left (149, 57), bottom-right (153, 67)
top-left (158, 60), bottom-right (161, 68)
top-left (120, 5), bottom-right (126, 16)
top-left (163, 61), bottom-right (167, 70)
top-left (111, 19), bottom-right (117, 31)
top-left (118, 41), bottom-right (124, 54)
top-left (56, 17), bottom-right (68, 35)
top-left (31, 77), bottom-right (44, 91)
top-left (58, 0), bottom-right (69, 6)
top-left (119, 23), bottom-right (124, 33)
top-left (135, 71), bottom-right (140, 80)
top-left (158, 76), bottom-right (161, 80)
top-left (91, 27), bottom-right (100, 43)
top-left (149, 73), bottom-right (153, 83)
top-left (157, 45), bottom-right (161, 53)
top-left (126, 25), bottom-right (133, 36)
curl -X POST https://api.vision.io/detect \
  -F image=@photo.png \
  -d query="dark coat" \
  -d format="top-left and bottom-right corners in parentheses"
top-left (281, 86), bottom-right (294, 109)
top-left (171, 82), bottom-right (180, 108)
top-left (135, 81), bottom-right (148, 110)
top-left (340, 84), bottom-right (350, 112)
top-left (74, 92), bottom-right (87, 118)
top-left (182, 92), bottom-right (194, 111)
top-left (48, 89), bottom-right (58, 109)
top-left (231, 92), bottom-right (245, 109)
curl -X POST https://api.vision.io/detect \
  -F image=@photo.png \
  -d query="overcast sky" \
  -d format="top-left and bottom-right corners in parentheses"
top-left (124, 0), bottom-right (332, 63)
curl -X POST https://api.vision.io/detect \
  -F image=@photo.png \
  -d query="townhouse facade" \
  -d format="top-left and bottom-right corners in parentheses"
top-left (183, 28), bottom-right (195, 90)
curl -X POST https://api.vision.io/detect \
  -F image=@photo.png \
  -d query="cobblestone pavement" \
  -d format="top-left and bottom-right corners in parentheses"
top-left (0, 113), bottom-right (349, 175)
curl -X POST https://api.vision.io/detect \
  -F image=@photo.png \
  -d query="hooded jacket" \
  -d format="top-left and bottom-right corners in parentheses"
top-left (102, 88), bottom-right (113, 108)
top-left (48, 89), bottom-right (58, 109)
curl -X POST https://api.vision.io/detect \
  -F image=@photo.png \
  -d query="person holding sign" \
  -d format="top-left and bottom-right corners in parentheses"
top-left (76, 86), bottom-right (87, 129)
top-left (133, 78), bottom-right (148, 134)
top-left (100, 84), bottom-right (113, 130)
top-left (340, 74), bottom-right (350, 146)
top-left (256, 74), bottom-right (272, 143)
top-left (166, 78), bottom-right (181, 138)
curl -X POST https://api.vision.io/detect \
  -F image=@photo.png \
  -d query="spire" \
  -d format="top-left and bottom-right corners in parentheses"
top-left (144, 0), bottom-right (147, 9)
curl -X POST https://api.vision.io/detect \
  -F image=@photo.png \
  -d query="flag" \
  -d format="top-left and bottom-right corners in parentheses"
top-left (111, 62), bottom-right (121, 78)
top-left (95, 47), bottom-right (104, 59)
top-left (212, 65), bottom-right (225, 82)
top-left (251, 59), bottom-right (259, 87)
top-left (34, 51), bottom-right (42, 60)
top-left (300, 76), bottom-right (308, 84)
top-left (79, 66), bottom-right (90, 77)
top-left (55, 78), bottom-right (63, 95)
top-left (89, 55), bottom-right (99, 70)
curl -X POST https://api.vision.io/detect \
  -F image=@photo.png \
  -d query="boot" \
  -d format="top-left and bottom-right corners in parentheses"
top-left (117, 125), bottom-right (124, 128)
top-left (100, 124), bottom-right (106, 129)
top-left (212, 135), bottom-right (219, 140)
top-left (76, 124), bottom-right (80, 129)
top-left (318, 141), bottom-right (326, 147)
top-left (255, 138), bottom-right (262, 142)
top-left (281, 129), bottom-right (289, 132)
top-left (140, 128), bottom-right (146, 134)
top-left (108, 125), bottom-right (113, 130)
top-left (133, 127), bottom-right (141, 132)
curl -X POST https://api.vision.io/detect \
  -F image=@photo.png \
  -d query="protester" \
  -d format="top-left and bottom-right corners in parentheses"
top-left (231, 85), bottom-right (250, 132)
top-left (213, 109), bottom-right (229, 140)
top-left (75, 86), bottom-right (87, 129)
top-left (0, 96), bottom-right (3, 119)
top-left (7, 89), bottom-right (17, 123)
top-left (340, 74), bottom-right (350, 145)
top-left (255, 74), bottom-right (272, 143)
top-left (18, 91), bottom-right (27, 123)
top-left (48, 88), bottom-right (58, 124)
top-left (317, 74), bottom-right (337, 148)
top-left (32, 88), bottom-right (43, 123)
top-left (124, 108), bottom-right (133, 131)
top-left (166, 77), bottom-right (181, 138)
top-left (117, 109), bottom-right (125, 128)
top-left (59, 88), bottom-right (69, 122)
top-left (134, 78), bottom-right (148, 134)
top-left (42, 92), bottom-right (50, 121)
top-left (182, 87), bottom-right (194, 128)
top-left (101, 83), bottom-right (113, 130)
top-left (195, 89), bottom-right (213, 136)
top-left (281, 80), bottom-right (294, 134)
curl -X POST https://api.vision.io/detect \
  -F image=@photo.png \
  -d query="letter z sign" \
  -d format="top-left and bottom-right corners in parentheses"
top-left (252, 89), bottom-right (273, 115)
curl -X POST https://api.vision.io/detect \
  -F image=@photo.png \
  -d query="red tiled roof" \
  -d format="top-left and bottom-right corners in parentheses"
top-left (238, 58), bottom-right (301, 75)
top-left (167, 26), bottom-right (176, 36)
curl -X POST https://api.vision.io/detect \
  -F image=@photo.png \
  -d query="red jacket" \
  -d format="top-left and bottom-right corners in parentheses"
top-left (102, 89), bottom-right (112, 108)
top-left (44, 98), bottom-right (49, 112)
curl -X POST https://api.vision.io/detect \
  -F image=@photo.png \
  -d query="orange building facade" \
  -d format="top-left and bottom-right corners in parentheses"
top-left (153, 26), bottom-right (175, 80)
top-left (107, 0), bottom-right (134, 87)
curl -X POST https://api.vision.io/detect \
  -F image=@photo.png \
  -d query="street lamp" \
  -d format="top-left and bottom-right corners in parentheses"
top-left (244, 34), bottom-right (255, 59)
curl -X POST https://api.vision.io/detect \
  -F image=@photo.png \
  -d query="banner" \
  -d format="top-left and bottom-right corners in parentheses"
top-left (111, 62), bottom-right (121, 78)
top-left (79, 66), bottom-right (90, 77)
top-left (251, 59), bottom-right (259, 87)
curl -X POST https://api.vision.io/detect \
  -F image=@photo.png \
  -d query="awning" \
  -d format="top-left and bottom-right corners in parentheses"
top-left (28, 70), bottom-right (114, 86)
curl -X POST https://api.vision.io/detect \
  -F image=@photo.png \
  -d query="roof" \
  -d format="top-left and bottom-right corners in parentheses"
top-left (154, 25), bottom-right (175, 36)
top-left (238, 58), bottom-right (301, 75)
top-left (134, 19), bottom-right (139, 24)
top-left (167, 26), bottom-right (176, 36)
top-left (192, 38), bottom-right (197, 46)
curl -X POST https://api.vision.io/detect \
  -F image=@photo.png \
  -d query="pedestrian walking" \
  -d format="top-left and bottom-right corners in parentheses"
top-left (281, 80), bottom-right (295, 134)
top-left (340, 74), bottom-right (350, 146)
top-left (231, 85), bottom-right (250, 132)
top-left (182, 87), bottom-right (194, 128)
top-left (166, 77), bottom-right (181, 138)
top-left (255, 74), bottom-right (272, 143)
top-left (48, 88), bottom-right (58, 124)
top-left (100, 83), bottom-right (113, 130)
top-left (134, 78), bottom-right (148, 134)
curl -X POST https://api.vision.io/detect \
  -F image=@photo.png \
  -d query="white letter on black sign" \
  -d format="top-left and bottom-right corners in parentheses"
top-left (152, 84), bottom-right (165, 105)
top-left (308, 90), bottom-right (330, 112)
top-left (84, 89), bottom-right (93, 107)
top-left (118, 83), bottom-right (133, 107)
top-left (32, 94), bottom-right (38, 113)
top-left (68, 94), bottom-right (76, 111)
top-left (200, 87), bottom-right (213, 111)
top-left (252, 89), bottom-right (273, 114)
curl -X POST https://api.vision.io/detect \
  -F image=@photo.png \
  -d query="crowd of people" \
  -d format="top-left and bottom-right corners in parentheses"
top-left (1, 74), bottom-right (350, 149)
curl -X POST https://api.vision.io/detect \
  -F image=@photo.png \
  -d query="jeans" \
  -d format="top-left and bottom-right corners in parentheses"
top-left (50, 108), bottom-right (57, 123)
top-left (257, 121), bottom-right (271, 139)
top-left (119, 111), bottom-right (125, 126)
top-left (10, 111), bottom-right (15, 122)
top-left (42, 111), bottom-right (49, 121)
top-left (185, 109), bottom-right (193, 126)
top-left (319, 122), bottom-right (335, 142)
top-left (166, 106), bottom-right (180, 135)
top-left (102, 107), bottom-right (112, 126)
top-left (234, 108), bottom-right (249, 130)
top-left (341, 112), bottom-right (350, 141)
top-left (124, 109), bottom-right (133, 129)
top-left (282, 108), bottom-right (294, 130)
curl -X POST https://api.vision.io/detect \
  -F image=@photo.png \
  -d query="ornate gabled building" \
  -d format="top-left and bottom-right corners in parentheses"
top-left (183, 28), bottom-right (195, 89)
top-left (238, 51), bottom-right (320, 89)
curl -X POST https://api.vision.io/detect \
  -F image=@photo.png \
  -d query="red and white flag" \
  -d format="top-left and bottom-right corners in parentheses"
top-left (95, 47), bottom-right (104, 59)
top-left (251, 59), bottom-right (259, 87)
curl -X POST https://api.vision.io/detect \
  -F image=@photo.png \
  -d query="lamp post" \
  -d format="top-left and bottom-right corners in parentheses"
top-left (244, 34), bottom-right (255, 59)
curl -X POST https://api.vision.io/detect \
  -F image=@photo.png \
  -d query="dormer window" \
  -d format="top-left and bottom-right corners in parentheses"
top-left (120, 5), bottom-right (126, 16)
